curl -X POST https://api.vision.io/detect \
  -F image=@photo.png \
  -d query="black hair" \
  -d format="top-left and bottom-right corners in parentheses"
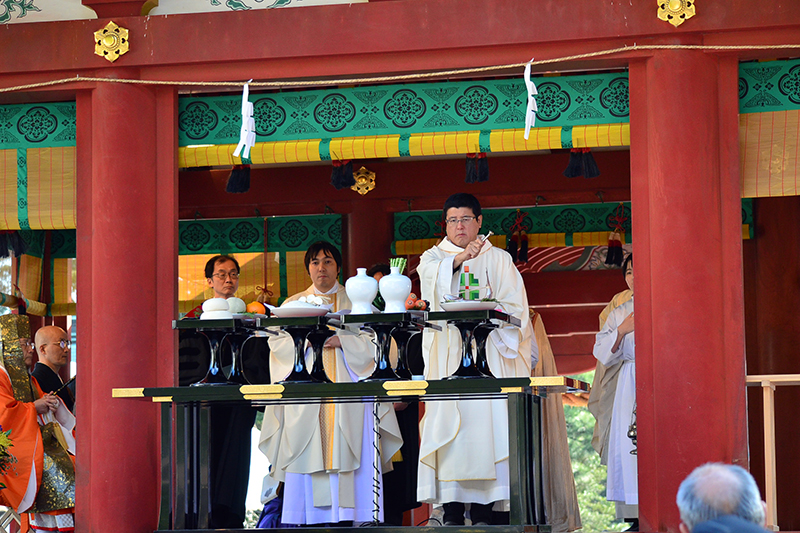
top-left (366, 263), bottom-right (391, 277)
top-left (442, 193), bottom-right (482, 219)
top-left (622, 253), bottom-right (633, 276)
top-left (205, 255), bottom-right (240, 278)
top-left (304, 241), bottom-right (342, 273)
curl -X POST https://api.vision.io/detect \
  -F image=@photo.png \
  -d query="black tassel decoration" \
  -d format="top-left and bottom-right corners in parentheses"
top-left (605, 231), bottom-right (623, 267)
top-left (563, 149), bottom-right (583, 178)
top-left (517, 230), bottom-right (528, 263)
top-left (330, 160), bottom-right (354, 190)
top-left (466, 153), bottom-right (489, 183)
top-left (225, 163), bottom-right (251, 193)
top-left (465, 156), bottom-right (478, 184)
top-left (506, 231), bottom-right (518, 262)
top-left (0, 231), bottom-right (27, 258)
top-left (582, 149), bottom-right (601, 179)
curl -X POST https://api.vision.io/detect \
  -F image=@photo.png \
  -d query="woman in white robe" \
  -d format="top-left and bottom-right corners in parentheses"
top-left (592, 255), bottom-right (637, 506)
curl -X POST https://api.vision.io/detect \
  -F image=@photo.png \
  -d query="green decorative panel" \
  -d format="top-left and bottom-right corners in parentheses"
top-left (179, 217), bottom-right (264, 255)
top-left (395, 199), bottom-right (754, 241)
top-left (739, 58), bottom-right (800, 113)
top-left (0, 102), bottom-right (76, 148)
top-left (394, 202), bottom-right (633, 241)
top-left (177, 73), bottom-right (630, 146)
top-left (50, 230), bottom-right (76, 259)
top-left (266, 214), bottom-right (342, 253)
top-left (18, 230), bottom-right (45, 258)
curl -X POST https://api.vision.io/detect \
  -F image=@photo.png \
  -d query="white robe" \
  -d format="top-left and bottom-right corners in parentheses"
top-left (258, 283), bottom-right (402, 524)
top-left (592, 299), bottom-right (637, 505)
top-left (417, 237), bottom-right (532, 508)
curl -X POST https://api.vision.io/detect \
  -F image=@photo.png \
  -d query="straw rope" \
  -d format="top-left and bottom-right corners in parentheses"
top-left (1, 43), bottom-right (799, 94)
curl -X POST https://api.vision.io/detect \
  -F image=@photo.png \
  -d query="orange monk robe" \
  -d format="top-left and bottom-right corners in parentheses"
top-left (0, 368), bottom-right (44, 514)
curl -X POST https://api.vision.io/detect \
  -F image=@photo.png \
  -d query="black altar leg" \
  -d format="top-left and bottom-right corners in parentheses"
top-left (174, 404), bottom-right (187, 529)
top-left (366, 324), bottom-right (400, 381)
top-left (390, 326), bottom-right (417, 380)
top-left (159, 402), bottom-right (172, 531)
top-left (226, 332), bottom-right (252, 385)
top-left (198, 404), bottom-right (211, 529)
top-left (531, 395), bottom-right (546, 525)
top-left (473, 322), bottom-right (498, 378)
top-left (280, 327), bottom-right (314, 383)
top-left (445, 321), bottom-right (484, 379)
top-left (508, 392), bottom-right (532, 525)
top-left (193, 330), bottom-right (229, 386)
top-left (306, 327), bottom-right (335, 383)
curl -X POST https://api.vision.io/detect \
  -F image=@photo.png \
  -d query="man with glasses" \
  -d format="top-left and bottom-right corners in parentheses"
top-left (33, 326), bottom-right (74, 413)
top-left (417, 193), bottom-right (533, 526)
top-left (206, 254), bottom-right (241, 299)
top-left (179, 254), bottom-right (258, 529)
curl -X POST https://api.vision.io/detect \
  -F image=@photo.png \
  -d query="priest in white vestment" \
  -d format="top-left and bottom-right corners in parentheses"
top-left (593, 254), bottom-right (638, 513)
top-left (417, 193), bottom-right (533, 526)
top-left (258, 241), bottom-right (402, 525)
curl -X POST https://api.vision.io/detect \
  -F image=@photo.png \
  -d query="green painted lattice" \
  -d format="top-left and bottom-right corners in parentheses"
top-left (0, 103), bottom-right (76, 149)
top-left (266, 214), bottom-right (342, 252)
top-left (179, 218), bottom-right (264, 255)
top-left (3, 58), bottom-right (800, 151)
top-left (177, 73), bottom-right (630, 147)
top-left (394, 199), bottom-right (754, 241)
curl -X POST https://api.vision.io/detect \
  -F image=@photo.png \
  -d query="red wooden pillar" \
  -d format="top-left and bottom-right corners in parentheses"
top-left (345, 199), bottom-right (393, 276)
top-left (629, 51), bottom-right (748, 532)
top-left (76, 78), bottom-right (178, 532)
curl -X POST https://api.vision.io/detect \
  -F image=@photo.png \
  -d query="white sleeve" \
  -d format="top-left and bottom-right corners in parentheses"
top-left (593, 307), bottom-right (624, 366)
top-left (418, 248), bottom-right (456, 309)
top-left (530, 331), bottom-right (540, 369)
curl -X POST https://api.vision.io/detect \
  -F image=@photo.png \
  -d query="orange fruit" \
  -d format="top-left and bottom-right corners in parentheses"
top-left (246, 301), bottom-right (267, 314)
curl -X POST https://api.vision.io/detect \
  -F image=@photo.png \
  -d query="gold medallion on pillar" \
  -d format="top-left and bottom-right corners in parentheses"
top-left (657, 0), bottom-right (695, 27)
top-left (94, 21), bottom-right (130, 62)
top-left (351, 167), bottom-right (376, 195)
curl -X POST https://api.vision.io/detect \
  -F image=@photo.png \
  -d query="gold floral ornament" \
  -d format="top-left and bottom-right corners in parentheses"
top-left (351, 166), bottom-right (376, 195)
top-left (657, 0), bottom-right (695, 27)
top-left (94, 21), bottom-right (129, 63)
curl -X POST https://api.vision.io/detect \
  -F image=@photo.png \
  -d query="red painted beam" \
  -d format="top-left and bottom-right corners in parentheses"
top-left (1, 1), bottom-right (800, 85)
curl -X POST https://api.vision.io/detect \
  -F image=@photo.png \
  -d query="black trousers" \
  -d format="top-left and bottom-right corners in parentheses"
top-left (442, 502), bottom-right (495, 525)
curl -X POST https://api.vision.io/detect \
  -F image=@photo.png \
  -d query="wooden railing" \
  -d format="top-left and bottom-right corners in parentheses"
top-left (745, 373), bottom-right (800, 532)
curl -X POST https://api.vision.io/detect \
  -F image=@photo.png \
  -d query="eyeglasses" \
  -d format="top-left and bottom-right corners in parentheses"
top-left (18, 340), bottom-right (34, 349)
top-left (212, 271), bottom-right (239, 280)
top-left (445, 216), bottom-right (477, 226)
top-left (47, 340), bottom-right (70, 350)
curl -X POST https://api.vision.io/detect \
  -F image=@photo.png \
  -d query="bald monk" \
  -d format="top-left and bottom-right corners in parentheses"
top-left (0, 314), bottom-right (76, 533)
top-left (32, 326), bottom-right (74, 413)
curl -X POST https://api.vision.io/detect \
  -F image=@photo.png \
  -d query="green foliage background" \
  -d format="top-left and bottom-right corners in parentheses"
top-left (565, 371), bottom-right (628, 532)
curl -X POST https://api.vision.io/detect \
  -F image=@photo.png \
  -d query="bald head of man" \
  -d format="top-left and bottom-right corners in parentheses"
top-left (34, 326), bottom-right (70, 373)
top-left (677, 463), bottom-right (766, 533)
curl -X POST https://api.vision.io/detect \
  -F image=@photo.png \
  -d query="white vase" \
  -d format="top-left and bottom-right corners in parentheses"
top-left (379, 266), bottom-right (412, 313)
top-left (345, 268), bottom-right (378, 315)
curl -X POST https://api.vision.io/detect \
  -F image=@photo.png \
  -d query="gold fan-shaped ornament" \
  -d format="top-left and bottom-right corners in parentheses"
top-left (657, 0), bottom-right (695, 27)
